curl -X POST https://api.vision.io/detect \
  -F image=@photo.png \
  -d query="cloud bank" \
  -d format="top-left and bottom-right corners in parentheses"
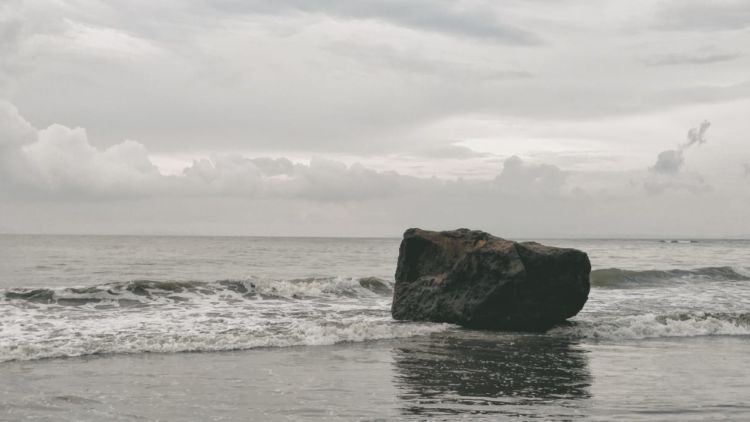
top-left (4, 99), bottom-right (748, 238)
top-left (0, 101), bottom-right (443, 201)
top-left (2, 100), bottom-right (580, 204)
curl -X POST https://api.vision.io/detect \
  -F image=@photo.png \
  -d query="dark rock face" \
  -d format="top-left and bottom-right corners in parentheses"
top-left (391, 228), bottom-right (591, 331)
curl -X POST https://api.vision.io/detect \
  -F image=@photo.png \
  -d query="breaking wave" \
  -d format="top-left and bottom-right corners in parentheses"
top-left (0, 315), bottom-right (450, 363)
top-left (1, 276), bottom-right (394, 306)
top-left (590, 266), bottom-right (750, 288)
top-left (553, 312), bottom-right (750, 341)
top-left (0, 275), bottom-right (452, 363)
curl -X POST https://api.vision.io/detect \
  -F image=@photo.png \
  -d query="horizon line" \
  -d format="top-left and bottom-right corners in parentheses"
top-left (1, 232), bottom-right (749, 241)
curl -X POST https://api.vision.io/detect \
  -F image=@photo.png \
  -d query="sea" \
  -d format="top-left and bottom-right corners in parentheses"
top-left (1, 234), bottom-right (749, 421)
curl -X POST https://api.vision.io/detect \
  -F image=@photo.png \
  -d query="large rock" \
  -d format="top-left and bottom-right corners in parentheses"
top-left (391, 228), bottom-right (590, 331)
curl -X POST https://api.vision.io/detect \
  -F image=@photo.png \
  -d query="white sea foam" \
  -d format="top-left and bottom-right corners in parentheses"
top-left (553, 312), bottom-right (750, 341)
top-left (0, 278), bottom-right (448, 363)
top-left (0, 317), bottom-right (450, 363)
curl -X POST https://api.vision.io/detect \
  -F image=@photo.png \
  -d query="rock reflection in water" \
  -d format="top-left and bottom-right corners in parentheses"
top-left (392, 330), bottom-right (591, 419)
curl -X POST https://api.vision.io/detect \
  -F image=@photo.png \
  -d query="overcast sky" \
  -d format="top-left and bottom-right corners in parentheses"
top-left (1, 0), bottom-right (749, 237)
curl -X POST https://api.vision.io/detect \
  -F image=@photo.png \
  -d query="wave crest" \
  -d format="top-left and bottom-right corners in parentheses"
top-left (554, 312), bottom-right (750, 340)
top-left (2, 276), bottom-right (394, 306)
top-left (590, 266), bottom-right (750, 288)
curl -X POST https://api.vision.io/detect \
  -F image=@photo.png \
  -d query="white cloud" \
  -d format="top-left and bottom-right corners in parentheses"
top-left (19, 124), bottom-right (161, 196)
top-left (0, 101), bottom-right (34, 146)
top-left (0, 102), bottom-right (432, 201)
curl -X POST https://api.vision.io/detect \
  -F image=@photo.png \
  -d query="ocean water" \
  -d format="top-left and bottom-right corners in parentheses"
top-left (1, 235), bottom-right (749, 421)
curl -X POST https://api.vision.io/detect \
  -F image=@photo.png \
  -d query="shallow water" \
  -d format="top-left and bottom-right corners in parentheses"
top-left (1, 235), bottom-right (749, 420)
top-left (2, 333), bottom-right (749, 421)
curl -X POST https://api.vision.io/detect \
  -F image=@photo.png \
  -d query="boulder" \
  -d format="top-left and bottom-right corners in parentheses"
top-left (391, 228), bottom-right (590, 331)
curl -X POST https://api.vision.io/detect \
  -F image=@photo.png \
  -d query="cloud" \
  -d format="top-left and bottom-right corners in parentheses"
top-left (406, 144), bottom-right (492, 160)
top-left (21, 125), bottom-right (160, 196)
top-left (278, 158), bottom-right (421, 201)
top-left (6, 0), bottom-right (749, 157)
top-left (646, 120), bottom-right (712, 193)
top-left (0, 101), bottom-right (434, 201)
top-left (0, 104), bottom-right (162, 198)
top-left (27, 19), bottom-right (163, 60)
top-left (494, 155), bottom-right (567, 195)
top-left (177, 155), bottom-right (429, 201)
top-left (0, 0), bottom-right (24, 95)
top-left (650, 120), bottom-right (710, 175)
top-left (2, 2), bottom-right (750, 237)
top-left (0, 102), bottom-right (35, 187)
top-left (655, 80), bottom-right (750, 109)
top-left (1, 101), bottom-right (584, 205)
top-left (684, 120), bottom-right (711, 148)
top-left (327, 40), bottom-right (532, 81)
top-left (651, 149), bottom-right (684, 175)
top-left (2, 105), bottom-right (749, 237)
top-left (655, 0), bottom-right (750, 31)
top-left (643, 52), bottom-right (741, 66)
top-left (644, 172), bottom-right (711, 195)
top-left (743, 163), bottom-right (750, 177)
top-left (0, 101), bottom-right (34, 146)
top-left (205, 0), bottom-right (542, 44)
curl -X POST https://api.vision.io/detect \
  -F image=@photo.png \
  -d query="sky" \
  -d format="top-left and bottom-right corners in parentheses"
top-left (0, 0), bottom-right (749, 237)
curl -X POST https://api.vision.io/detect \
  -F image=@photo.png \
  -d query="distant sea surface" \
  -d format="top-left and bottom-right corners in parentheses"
top-left (1, 235), bottom-right (749, 421)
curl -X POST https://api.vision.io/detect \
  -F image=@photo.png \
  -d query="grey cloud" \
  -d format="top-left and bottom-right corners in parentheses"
top-left (206, 0), bottom-right (542, 44)
top-left (650, 120), bottom-right (710, 175)
top-left (494, 155), bottom-right (567, 195)
top-left (655, 0), bottom-right (750, 31)
top-left (0, 0), bottom-right (24, 95)
top-left (743, 163), bottom-right (750, 176)
top-left (644, 172), bottom-right (711, 195)
top-left (647, 121), bottom-right (711, 192)
top-left (328, 41), bottom-right (532, 81)
top-left (643, 52), bottom-right (741, 66)
top-left (651, 149), bottom-right (684, 175)
top-left (683, 120), bottom-right (711, 148)
top-left (652, 80), bottom-right (750, 110)
top-left (9, 1), bottom-right (750, 156)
